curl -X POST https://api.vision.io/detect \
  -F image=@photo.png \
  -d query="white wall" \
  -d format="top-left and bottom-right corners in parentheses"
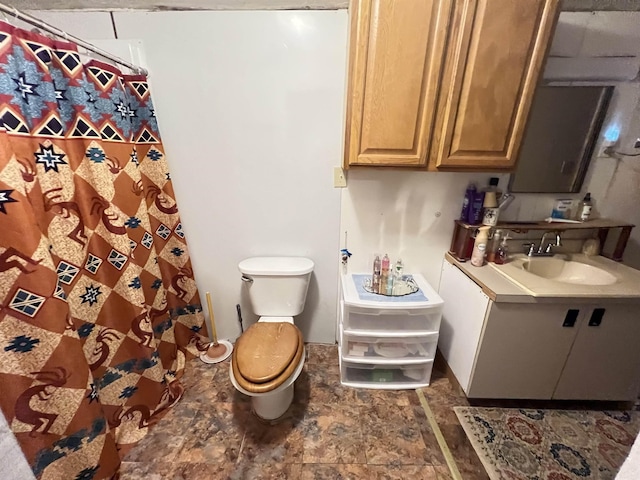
top-left (340, 171), bottom-right (500, 289)
top-left (113, 11), bottom-right (348, 343)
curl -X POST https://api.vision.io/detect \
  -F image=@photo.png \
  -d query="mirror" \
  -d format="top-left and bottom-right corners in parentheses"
top-left (509, 85), bottom-right (613, 193)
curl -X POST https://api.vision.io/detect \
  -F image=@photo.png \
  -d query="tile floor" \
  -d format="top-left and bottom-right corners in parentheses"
top-left (120, 344), bottom-right (489, 480)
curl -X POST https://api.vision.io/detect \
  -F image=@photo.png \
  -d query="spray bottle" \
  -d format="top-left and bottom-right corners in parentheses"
top-left (470, 226), bottom-right (491, 267)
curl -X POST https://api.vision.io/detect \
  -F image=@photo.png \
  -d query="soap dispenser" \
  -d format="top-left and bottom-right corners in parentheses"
top-left (470, 226), bottom-right (491, 267)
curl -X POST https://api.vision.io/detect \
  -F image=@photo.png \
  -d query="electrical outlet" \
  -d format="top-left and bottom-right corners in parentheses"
top-left (333, 167), bottom-right (347, 188)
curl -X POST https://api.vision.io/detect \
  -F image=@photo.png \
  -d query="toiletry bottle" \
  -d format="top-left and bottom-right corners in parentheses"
top-left (380, 254), bottom-right (390, 294)
top-left (579, 193), bottom-right (592, 221)
top-left (386, 267), bottom-right (394, 295)
top-left (487, 229), bottom-right (501, 263)
top-left (470, 226), bottom-right (491, 267)
top-left (481, 178), bottom-right (500, 226)
top-left (460, 184), bottom-right (476, 221)
top-left (495, 235), bottom-right (510, 265)
top-left (468, 190), bottom-right (485, 225)
top-left (394, 258), bottom-right (404, 280)
top-left (486, 177), bottom-right (501, 201)
top-left (372, 255), bottom-right (381, 292)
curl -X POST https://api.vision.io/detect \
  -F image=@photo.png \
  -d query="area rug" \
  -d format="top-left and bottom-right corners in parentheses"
top-left (454, 407), bottom-right (640, 480)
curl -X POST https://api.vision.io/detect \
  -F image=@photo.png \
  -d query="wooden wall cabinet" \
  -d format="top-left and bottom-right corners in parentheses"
top-left (344, 0), bottom-right (560, 171)
top-left (344, 0), bottom-right (452, 167)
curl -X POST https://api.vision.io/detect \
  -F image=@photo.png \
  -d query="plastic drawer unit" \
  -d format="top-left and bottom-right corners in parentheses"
top-left (338, 273), bottom-right (444, 389)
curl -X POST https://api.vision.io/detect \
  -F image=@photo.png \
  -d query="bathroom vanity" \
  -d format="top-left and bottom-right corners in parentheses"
top-left (438, 254), bottom-right (640, 401)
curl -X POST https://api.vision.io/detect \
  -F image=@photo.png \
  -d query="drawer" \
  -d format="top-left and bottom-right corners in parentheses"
top-left (342, 304), bottom-right (441, 335)
top-left (340, 358), bottom-right (434, 389)
top-left (342, 330), bottom-right (438, 364)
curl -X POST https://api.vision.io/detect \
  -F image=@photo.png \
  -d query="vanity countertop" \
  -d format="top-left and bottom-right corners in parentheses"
top-left (444, 253), bottom-right (640, 304)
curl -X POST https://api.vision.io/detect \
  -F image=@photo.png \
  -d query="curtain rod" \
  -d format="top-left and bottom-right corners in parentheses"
top-left (0, 3), bottom-right (148, 75)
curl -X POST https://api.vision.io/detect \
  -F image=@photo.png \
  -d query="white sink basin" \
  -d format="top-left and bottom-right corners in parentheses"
top-left (520, 257), bottom-right (617, 286)
top-left (486, 253), bottom-right (640, 298)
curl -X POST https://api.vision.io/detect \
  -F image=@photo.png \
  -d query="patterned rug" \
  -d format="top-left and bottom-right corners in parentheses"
top-left (455, 407), bottom-right (640, 480)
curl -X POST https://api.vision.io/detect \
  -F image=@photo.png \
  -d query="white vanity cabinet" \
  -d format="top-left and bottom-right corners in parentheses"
top-left (439, 260), bottom-right (640, 401)
top-left (466, 302), bottom-right (580, 399)
top-left (554, 304), bottom-right (640, 401)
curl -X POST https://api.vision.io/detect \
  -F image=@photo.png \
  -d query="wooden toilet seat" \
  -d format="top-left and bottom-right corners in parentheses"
top-left (232, 322), bottom-right (304, 394)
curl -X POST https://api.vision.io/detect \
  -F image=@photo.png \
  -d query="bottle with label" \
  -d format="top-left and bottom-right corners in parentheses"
top-left (494, 235), bottom-right (510, 265)
top-left (468, 190), bottom-right (485, 224)
top-left (372, 255), bottom-right (381, 293)
top-left (380, 254), bottom-right (390, 294)
top-left (580, 193), bottom-right (593, 221)
top-left (460, 184), bottom-right (476, 221)
top-left (470, 226), bottom-right (491, 267)
top-left (386, 269), bottom-right (394, 295)
top-left (487, 229), bottom-right (501, 263)
top-left (481, 178), bottom-right (500, 226)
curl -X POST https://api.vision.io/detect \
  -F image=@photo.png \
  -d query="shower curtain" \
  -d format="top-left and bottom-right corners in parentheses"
top-left (0, 22), bottom-right (208, 479)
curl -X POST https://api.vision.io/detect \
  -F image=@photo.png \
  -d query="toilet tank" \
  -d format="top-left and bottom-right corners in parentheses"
top-left (238, 257), bottom-right (314, 317)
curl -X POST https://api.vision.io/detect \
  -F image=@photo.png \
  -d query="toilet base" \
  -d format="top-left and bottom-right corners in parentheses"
top-left (252, 384), bottom-right (294, 420)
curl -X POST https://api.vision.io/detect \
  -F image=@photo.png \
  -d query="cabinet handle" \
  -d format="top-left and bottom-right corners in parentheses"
top-left (589, 308), bottom-right (606, 327)
top-left (563, 309), bottom-right (579, 327)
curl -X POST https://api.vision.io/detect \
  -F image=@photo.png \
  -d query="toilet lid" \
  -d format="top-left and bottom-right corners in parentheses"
top-left (236, 322), bottom-right (301, 383)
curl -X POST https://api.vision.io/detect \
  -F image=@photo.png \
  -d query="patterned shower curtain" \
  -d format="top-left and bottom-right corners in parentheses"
top-left (0, 22), bottom-right (208, 479)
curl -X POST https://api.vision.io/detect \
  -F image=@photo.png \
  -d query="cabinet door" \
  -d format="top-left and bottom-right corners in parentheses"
top-left (432, 0), bottom-right (559, 170)
top-left (468, 303), bottom-right (579, 399)
top-left (553, 305), bottom-right (640, 401)
top-left (344, 0), bottom-right (452, 167)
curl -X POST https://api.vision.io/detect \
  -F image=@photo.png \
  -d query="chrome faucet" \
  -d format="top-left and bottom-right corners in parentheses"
top-left (537, 231), bottom-right (562, 254)
top-left (523, 231), bottom-right (562, 256)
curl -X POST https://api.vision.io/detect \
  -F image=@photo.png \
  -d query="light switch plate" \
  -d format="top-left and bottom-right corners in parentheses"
top-left (333, 167), bottom-right (347, 188)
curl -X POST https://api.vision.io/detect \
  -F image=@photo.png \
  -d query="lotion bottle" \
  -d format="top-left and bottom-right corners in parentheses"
top-left (470, 226), bottom-right (491, 267)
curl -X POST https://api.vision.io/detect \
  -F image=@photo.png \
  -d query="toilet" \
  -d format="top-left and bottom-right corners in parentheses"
top-left (229, 256), bottom-right (314, 420)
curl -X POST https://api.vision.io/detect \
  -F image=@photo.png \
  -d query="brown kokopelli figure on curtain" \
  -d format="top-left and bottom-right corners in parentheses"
top-left (132, 179), bottom-right (144, 197)
top-left (146, 185), bottom-right (178, 215)
top-left (105, 156), bottom-right (123, 175)
top-left (159, 379), bottom-right (183, 408)
top-left (43, 188), bottom-right (88, 246)
top-left (170, 267), bottom-right (193, 300)
top-left (89, 328), bottom-right (121, 371)
top-left (149, 297), bottom-right (169, 323)
top-left (14, 367), bottom-right (70, 436)
top-left (90, 196), bottom-right (126, 235)
top-left (17, 158), bottom-right (36, 183)
top-left (189, 334), bottom-right (211, 352)
top-left (131, 307), bottom-right (154, 348)
top-left (131, 180), bottom-right (178, 215)
top-left (0, 247), bottom-right (41, 274)
top-left (112, 404), bottom-right (158, 429)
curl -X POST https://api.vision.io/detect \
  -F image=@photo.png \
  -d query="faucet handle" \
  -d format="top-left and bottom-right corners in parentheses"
top-left (523, 243), bottom-right (536, 256)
